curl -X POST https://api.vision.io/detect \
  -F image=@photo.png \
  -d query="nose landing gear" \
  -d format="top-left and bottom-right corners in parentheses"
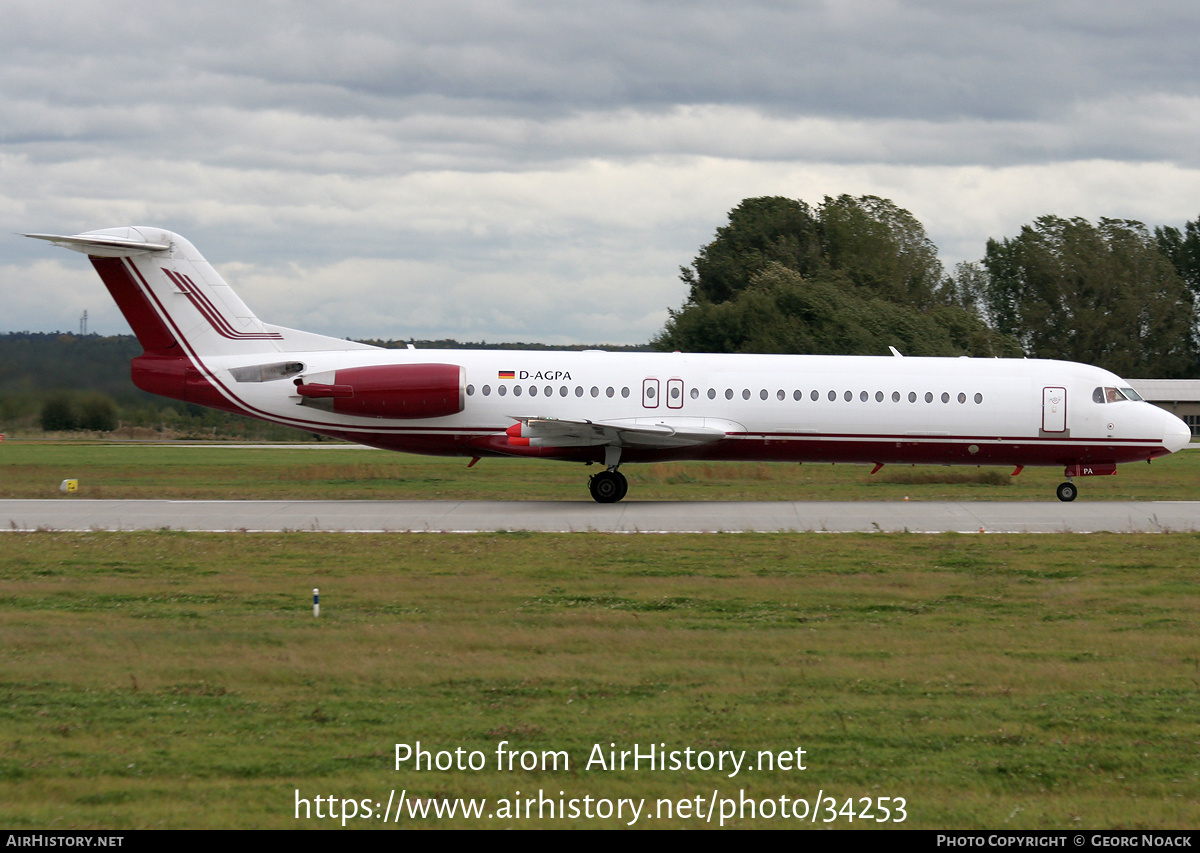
top-left (1056, 480), bottom-right (1077, 502)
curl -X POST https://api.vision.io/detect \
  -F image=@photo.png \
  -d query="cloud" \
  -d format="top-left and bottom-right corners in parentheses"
top-left (4, 0), bottom-right (1200, 343)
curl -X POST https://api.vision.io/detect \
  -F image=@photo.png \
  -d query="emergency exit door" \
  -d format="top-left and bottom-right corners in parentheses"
top-left (642, 378), bottom-right (659, 408)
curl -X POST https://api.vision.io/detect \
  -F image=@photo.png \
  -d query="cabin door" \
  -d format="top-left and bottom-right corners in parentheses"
top-left (1042, 386), bottom-right (1067, 432)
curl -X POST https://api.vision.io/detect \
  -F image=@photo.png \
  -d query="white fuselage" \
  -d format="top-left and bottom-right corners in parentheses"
top-left (206, 347), bottom-right (1188, 469)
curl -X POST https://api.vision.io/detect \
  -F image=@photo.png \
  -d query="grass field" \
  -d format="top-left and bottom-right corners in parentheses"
top-left (1, 439), bottom-right (1197, 501)
top-left (1, 529), bottom-right (1198, 829)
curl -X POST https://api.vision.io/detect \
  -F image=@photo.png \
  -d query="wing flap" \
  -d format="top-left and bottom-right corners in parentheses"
top-left (505, 416), bottom-right (733, 449)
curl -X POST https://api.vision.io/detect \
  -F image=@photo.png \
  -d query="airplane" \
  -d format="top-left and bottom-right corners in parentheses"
top-left (24, 226), bottom-right (1193, 503)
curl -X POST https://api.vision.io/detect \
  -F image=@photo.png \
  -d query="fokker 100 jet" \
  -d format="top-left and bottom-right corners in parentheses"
top-left (25, 227), bottom-right (1192, 502)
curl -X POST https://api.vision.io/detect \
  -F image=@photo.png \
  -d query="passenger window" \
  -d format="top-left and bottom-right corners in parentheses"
top-left (811, 390), bottom-right (819, 401)
top-left (467, 385), bottom-right (474, 395)
top-left (908, 392), bottom-right (917, 402)
top-left (483, 385), bottom-right (491, 396)
top-left (708, 388), bottom-right (716, 399)
top-left (892, 391), bottom-right (900, 402)
top-left (726, 389), bottom-right (734, 400)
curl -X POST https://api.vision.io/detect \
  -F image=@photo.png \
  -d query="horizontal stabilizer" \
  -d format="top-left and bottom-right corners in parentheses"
top-left (23, 231), bottom-right (171, 257)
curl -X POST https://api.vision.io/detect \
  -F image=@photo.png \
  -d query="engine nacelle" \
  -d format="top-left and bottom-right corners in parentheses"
top-left (296, 363), bottom-right (464, 419)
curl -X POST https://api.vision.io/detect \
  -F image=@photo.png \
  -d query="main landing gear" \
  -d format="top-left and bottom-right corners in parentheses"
top-left (1056, 481), bottom-right (1078, 502)
top-left (588, 446), bottom-right (628, 503)
top-left (589, 469), bottom-right (628, 503)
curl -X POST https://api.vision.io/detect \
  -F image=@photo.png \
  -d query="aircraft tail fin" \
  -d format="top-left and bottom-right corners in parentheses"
top-left (24, 227), bottom-right (372, 358)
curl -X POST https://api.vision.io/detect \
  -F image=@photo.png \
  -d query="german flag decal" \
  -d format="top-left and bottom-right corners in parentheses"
top-left (498, 370), bottom-right (515, 379)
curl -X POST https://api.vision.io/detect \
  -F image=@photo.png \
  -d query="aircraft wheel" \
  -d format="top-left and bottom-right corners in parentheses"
top-left (1056, 481), bottom-right (1078, 502)
top-left (589, 470), bottom-right (626, 503)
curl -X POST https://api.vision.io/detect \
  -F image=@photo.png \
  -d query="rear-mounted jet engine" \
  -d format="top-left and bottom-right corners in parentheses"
top-left (295, 363), bottom-right (464, 419)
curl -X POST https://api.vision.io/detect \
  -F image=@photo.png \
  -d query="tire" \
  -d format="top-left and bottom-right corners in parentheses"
top-left (614, 471), bottom-right (628, 502)
top-left (589, 471), bottom-right (624, 503)
top-left (1056, 482), bottom-right (1077, 502)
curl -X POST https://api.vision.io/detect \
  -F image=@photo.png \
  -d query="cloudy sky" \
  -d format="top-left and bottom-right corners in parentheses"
top-left (4, 0), bottom-right (1200, 344)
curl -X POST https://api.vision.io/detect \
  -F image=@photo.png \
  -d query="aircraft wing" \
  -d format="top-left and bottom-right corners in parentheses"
top-left (505, 416), bottom-right (735, 449)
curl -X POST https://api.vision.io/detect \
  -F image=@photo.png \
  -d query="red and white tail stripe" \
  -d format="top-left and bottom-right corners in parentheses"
top-left (161, 268), bottom-right (282, 341)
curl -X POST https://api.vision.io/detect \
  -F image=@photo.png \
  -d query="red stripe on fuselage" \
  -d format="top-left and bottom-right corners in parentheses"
top-left (459, 434), bottom-right (1161, 468)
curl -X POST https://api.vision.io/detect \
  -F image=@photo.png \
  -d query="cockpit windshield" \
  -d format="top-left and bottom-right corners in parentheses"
top-left (1092, 386), bottom-right (1142, 403)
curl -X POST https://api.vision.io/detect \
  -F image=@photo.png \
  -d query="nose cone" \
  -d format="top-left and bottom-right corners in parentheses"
top-left (1163, 412), bottom-right (1192, 454)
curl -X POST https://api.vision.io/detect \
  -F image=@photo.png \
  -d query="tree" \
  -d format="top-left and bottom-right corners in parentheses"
top-left (1155, 216), bottom-right (1200, 298)
top-left (660, 195), bottom-right (1017, 357)
top-left (983, 216), bottom-right (1198, 377)
top-left (78, 394), bottom-right (118, 432)
top-left (681, 196), bottom-right (822, 305)
top-left (817, 194), bottom-right (944, 308)
top-left (941, 261), bottom-right (993, 320)
top-left (656, 263), bottom-right (1021, 357)
top-left (678, 194), bottom-right (945, 310)
top-left (35, 393), bottom-right (118, 433)
top-left (40, 396), bottom-right (77, 432)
